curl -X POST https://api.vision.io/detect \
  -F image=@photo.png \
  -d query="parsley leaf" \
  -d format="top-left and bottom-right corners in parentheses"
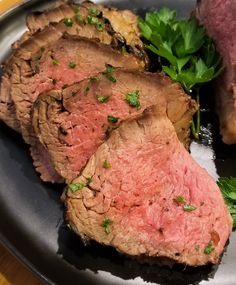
top-left (217, 177), bottom-right (236, 228)
top-left (204, 240), bottom-right (215, 254)
top-left (102, 218), bottom-right (113, 234)
top-left (126, 90), bottom-right (141, 109)
top-left (97, 95), bottom-right (110, 103)
top-left (68, 182), bottom-right (85, 192)
top-left (63, 18), bottom-right (73, 27)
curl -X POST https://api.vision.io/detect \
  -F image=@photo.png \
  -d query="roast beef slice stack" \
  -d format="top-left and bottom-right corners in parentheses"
top-left (5, 33), bottom-right (142, 183)
top-left (33, 69), bottom-right (197, 183)
top-left (196, 0), bottom-right (236, 144)
top-left (26, 0), bottom-right (145, 58)
top-left (65, 105), bottom-right (232, 266)
top-left (0, 0), bottom-right (146, 134)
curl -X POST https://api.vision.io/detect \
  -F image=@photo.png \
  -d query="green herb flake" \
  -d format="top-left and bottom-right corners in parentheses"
top-left (35, 47), bottom-right (45, 60)
top-left (174, 195), bottom-right (186, 204)
top-left (52, 58), bottom-right (59, 65)
top-left (217, 177), bottom-right (236, 228)
top-left (35, 53), bottom-right (42, 60)
top-left (107, 115), bottom-right (119, 123)
top-left (103, 159), bottom-right (111, 169)
top-left (76, 14), bottom-right (84, 24)
top-left (102, 65), bottom-right (116, 82)
top-left (102, 218), bottom-right (113, 234)
top-left (104, 65), bottom-right (114, 74)
top-left (84, 86), bottom-right (90, 96)
top-left (97, 95), bottom-right (110, 103)
top-left (89, 7), bottom-right (100, 16)
top-left (204, 240), bottom-right (215, 255)
top-left (183, 204), bottom-right (197, 212)
top-left (121, 46), bottom-right (127, 54)
top-left (68, 62), bottom-right (76, 69)
top-left (86, 176), bottom-right (93, 185)
top-left (90, 76), bottom-right (101, 81)
top-left (106, 74), bottom-right (116, 83)
top-left (96, 21), bottom-right (105, 31)
top-left (87, 16), bottom-right (99, 25)
top-left (74, 5), bottom-right (80, 13)
top-left (126, 90), bottom-right (141, 109)
top-left (63, 18), bottom-right (74, 27)
top-left (68, 182), bottom-right (85, 192)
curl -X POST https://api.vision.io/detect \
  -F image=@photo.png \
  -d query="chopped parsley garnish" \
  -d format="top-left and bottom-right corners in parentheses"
top-left (90, 76), bottom-right (101, 81)
top-left (138, 8), bottom-right (222, 139)
top-left (174, 195), bottom-right (186, 204)
top-left (63, 18), bottom-right (73, 27)
top-left (35, 47), bottom-right (45, 60)
top-left (103, 159), bottom-right (111, 169)
top-left (102, 218), bottom-right (113, 234)
top-left (97, 95), bottom-right (110, 103)
top-left (96, 22), bottom-right (105, 31)
top-left (126, 90), bottom-right (141, 109)
top-left (68, 182), bottom-right (85, 192)
top-left (121, 46), bottom-right (127, 54)
top-left (107, 115), bottom-right (119, 123)
top-left (84, 86), bottom-right (90, 96)
top-left (52, 58), bottom-right (59, 65)
top-left (76, 14), bottom-right (84, 24)
top-left (74, 5), bottom-right (80, 14)
top-left (102, 65), bottom-right (116, 82)
top-left (217, 177), bottom-right (236, 228)
top-left (86, 176), bottom-right (93, 185)
top-left (87, 16), bottom-right (99, 25)
top-left (204, 240), bottom-right (215, 254)
top-left (35, 53), bottom-right (42, 60)
top-left (104, 65), bottom-right (114, 73)
top-left (89, 7), bottom-right (100, 16)
top-left (68, 62), bottom-right (76, 69)
top-left (106, 74), bottom-right (116, 83)
top-left (183, 204), bottom-right (197, 212)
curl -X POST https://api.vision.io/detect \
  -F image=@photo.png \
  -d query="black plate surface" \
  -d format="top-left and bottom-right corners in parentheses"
top-left (0, 1), bottom-right (236, 285)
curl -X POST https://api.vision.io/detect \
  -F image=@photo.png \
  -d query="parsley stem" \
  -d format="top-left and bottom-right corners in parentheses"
top-left (191, 88), bottom-right (200, 140)
top-left (191, 120), bottom-right (198, 140)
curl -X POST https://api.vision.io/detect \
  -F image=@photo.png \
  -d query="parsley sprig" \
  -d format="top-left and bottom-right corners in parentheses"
top-left (138, 8), bottom-right (222, 139)
top-left (217, 177), bottom-right (236, 229)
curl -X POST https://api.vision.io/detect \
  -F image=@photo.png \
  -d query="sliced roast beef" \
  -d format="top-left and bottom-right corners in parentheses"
top-left (196, 0), bottom-right (236, 144)
top-left (0, 1), bottom-right (146, 133)
top-left (26, 1), bottom-right (144, 58)
top-left (65, 105), bottom-right (232, 266)
top-left (33, 69), bottom-right (197, 183)
top-left (9, 34), bottom-right (142, 182)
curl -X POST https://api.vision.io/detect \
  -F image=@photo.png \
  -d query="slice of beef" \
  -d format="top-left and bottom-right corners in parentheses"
top-left (196, 0), bottom-right (236, 144)
top-left (0, 2), bottom-right (146, 133)
top-left (33, 69), bottom-right (197, 183)
top-left (65, 105), bottom-right (232, 266)
top-left (9, 34), bottom-right (142, 182)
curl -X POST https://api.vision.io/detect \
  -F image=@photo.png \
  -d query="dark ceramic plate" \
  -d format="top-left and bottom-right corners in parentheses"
top-left (0, 1), bottom-right (236, 284)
